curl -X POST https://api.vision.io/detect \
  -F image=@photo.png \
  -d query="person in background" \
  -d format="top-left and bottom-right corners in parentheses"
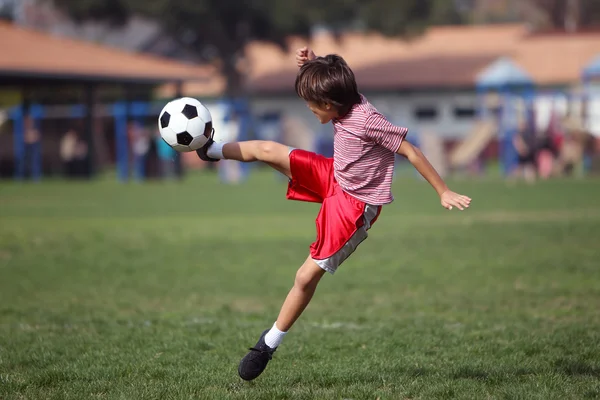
top-left (512, 107), bottom-right (537, 183)
top-left (155, 130), bottom-right (176, 179)
top-left (129, 121), bottom-right (150, 181)
top-left (22, 115), bottom-right (41, 181)
top-left (60, 129), bottom-right (78, 178)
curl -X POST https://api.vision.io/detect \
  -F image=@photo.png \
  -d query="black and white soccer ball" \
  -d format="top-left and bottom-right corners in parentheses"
top-left (158, 97), bottom-right (213, 152)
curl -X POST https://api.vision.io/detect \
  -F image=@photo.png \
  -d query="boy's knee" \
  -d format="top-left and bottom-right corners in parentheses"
top-left (257, 141), bottom-right (284, 163)
top-left (257, 141), bottom-right (274, 161)
top-left (294, 266), bottom-right (323, 291)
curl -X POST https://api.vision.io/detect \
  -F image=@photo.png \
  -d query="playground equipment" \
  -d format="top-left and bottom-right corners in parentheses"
top-left (9, 101), bottom-right (170, 182)
top-left (419, 129), bottom-right (448, 178)
top-left (8, 98), bottom-right (251, 183)
top-left (451, 57), bottom-right (536, 175)
top-left (582, 55), bottom-right (600, 138)
top-left (581, 54), bottom-right (600, 173)
top-left (449, 119), bottom-right (496, 170)
top-left (582, 55), bottom-right (600, 85)
top-left (11, 104), bottom-right (44, 181)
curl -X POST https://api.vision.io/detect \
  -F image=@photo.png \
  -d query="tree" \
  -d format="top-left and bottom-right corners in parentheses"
top-left (524, 0), bottom-right (600, 32)
top-left (462, 0), bottom-right (600, 32)
top-left (48, 0), bottom-right (455, 96)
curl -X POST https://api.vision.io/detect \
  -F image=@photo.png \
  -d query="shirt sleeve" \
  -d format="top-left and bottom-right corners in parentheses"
top-left (364, 112), bottom-right (409, 153)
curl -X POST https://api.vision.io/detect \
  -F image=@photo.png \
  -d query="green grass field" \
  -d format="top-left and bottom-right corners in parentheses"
top-left (1, 170), bottom-right (600, 399)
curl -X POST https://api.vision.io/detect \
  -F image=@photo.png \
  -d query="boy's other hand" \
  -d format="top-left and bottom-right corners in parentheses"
top-left (441, 190), bottom-right (471, 211)
top-left (296, 46), bottom-right (316, 67)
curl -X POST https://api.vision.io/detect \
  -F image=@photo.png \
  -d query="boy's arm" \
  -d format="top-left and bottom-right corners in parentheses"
top-left (364, 113), bottom-right (471, 210)
top-left (396, 140), bottom-right (471, 211)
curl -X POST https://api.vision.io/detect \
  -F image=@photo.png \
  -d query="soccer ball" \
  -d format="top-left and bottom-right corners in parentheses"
top-left (158, 97), bottom-right (213, 152)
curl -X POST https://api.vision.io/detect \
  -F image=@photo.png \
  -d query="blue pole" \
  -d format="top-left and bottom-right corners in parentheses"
top-left (500, 90), bottom-right (520, 176)
top-left (30, 104), bottom-right (44, 181)
top-left (12, 106), bottom-right (25, 180)
top-left (499, 91), bottom-right (509, 176)
top-left (113, 102), bottom-right (129, 182)
top-left (71, 104), bottom-right (86, 118)
top-left (131, 101), bottom-right (148, 182)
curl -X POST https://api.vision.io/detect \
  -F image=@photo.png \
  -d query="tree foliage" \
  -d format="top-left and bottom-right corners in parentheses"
top-left (47, 0), bottom-right (600, 94)
top-left (49, 0), bottom-right (453, 94)
top-left (526, 0), bottom-right (600, 31)
top-left (457, 0), bottom-right (600, 31)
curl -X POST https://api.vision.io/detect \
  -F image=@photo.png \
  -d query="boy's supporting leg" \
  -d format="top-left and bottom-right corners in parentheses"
top-left (271, 256), bottom-right (325, 334)
top-left (238, 256), bottom-right (326, 381)
top-left (264, 256), bottom-right (324, 348)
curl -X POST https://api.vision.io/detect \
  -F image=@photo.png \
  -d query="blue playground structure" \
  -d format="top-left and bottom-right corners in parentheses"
top-left (10, 101), bottom-right (168, 182)
top-left (582, 55), bottom-right (600, 84)
top-left (11, 103), bottom-right (44, 181)
top-left (8, 98), bottom-right (252, 183)
top-left (475, 57), bottom-right (536, 175)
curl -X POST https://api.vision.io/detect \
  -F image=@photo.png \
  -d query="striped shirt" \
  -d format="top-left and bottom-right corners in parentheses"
top-left (332, 95), bottom-right (408, 205)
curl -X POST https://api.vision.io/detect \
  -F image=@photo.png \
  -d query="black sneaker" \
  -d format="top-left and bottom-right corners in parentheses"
top-left (195, 128), bottom-right (219, 162)
top-left (238, 329), bottom-right (277, 381)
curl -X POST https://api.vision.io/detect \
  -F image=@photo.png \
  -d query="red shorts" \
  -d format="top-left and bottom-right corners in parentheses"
top-left (286, 149), bottom-right (381, 274)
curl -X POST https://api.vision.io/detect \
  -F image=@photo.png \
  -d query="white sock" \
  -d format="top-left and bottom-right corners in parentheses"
top-left (264, 322), bottom-right (287, 348)
top-left (207, 142), bottom-right (225, 159)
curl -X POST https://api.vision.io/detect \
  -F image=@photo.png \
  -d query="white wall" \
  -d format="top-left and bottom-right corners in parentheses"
top-left (250, 90), bottom-right (482, 145)
top-left (365, 91), bottom-right (480, 139)
top-left (249, 86), bottom-right (600, 149)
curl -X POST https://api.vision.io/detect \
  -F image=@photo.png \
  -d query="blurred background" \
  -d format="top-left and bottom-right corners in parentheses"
top-left (0, 0), bottom-right (600, 184)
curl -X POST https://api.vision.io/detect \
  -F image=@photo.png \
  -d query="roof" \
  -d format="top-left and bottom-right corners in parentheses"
top-left (360, 55), bottom-right (501, 90)
top-left (168, 24), bottom-right (527, 97)
top-left (163, 24), bottom-right (600, 97)
top-left (245, 24), bottom-right (527, 93)
top-left (250, 54), bottom-right (500, 93)
top-left (476, 57), bottom-right (534, 89)
top-left (157, 78), bottom-right (226, 99)
top-left (513, 32), bottom-right (600, 86)
top-left (0, 21), bottom-right (214, 85)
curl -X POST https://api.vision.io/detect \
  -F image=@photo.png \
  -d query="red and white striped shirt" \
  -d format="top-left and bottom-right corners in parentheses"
top-left (332, 95), bottom-right (408, 205)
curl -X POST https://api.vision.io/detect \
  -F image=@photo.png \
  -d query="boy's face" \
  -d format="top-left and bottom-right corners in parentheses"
top-left (306, 101), bottom-right (338, 124)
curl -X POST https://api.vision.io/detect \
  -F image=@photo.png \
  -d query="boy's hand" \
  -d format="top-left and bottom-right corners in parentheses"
top-left (441, 190), bottom-right (471, 211)
top-left (296, 46), bottom-right (316, 67)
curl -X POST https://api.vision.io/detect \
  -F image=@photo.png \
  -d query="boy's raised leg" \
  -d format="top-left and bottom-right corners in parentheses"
top-left (197, 138), bottom-right (292, 179)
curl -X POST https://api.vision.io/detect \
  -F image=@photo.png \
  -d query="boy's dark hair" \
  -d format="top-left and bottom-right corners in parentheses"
top-left (295, 54), bottom-right (361, 116)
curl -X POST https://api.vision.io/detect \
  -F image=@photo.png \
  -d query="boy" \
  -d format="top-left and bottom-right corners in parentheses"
top-left (196, 47), bottom-right (472, 381)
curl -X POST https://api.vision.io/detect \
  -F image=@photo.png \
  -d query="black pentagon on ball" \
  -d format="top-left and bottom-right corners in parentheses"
top-left (203, 121), bottom-right (213, 138)
top-left (181, 104), bottom-right (198, 120)
top-left (176, 131), bottom-right (194, 145)
top-left (160, 112), bottom-right (171, 129)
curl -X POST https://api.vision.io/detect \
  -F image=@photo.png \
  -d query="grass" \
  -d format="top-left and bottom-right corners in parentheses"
top-left (1, 169), bottom-right (600, 399)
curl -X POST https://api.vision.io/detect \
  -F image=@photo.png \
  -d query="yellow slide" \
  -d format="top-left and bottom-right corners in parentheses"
top-left (449, 119), bottom-right (497, 169)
